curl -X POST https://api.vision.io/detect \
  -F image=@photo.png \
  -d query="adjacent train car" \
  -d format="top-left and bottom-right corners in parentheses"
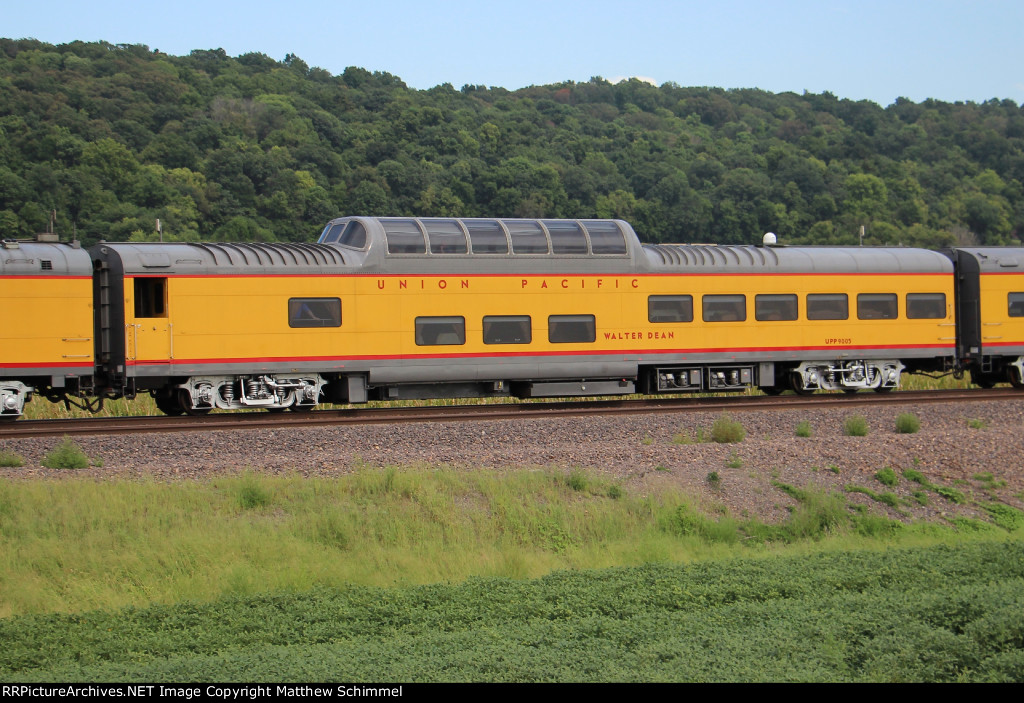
top-left (0, 239), bottom-right (95, 418)
top-left (946, 247), bottom-right (1024, 387)
top-left (90, 241), bottom-right (349, 414)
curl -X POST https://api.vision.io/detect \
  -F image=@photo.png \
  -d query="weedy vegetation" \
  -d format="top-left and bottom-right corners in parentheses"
top-left (875, 467), bottom-right (899, 487)
top-left (710, 414), bottom-right (746, 443)
top-left (894, 412), bottom-right (921, 434)
top-left (0, 449), bottom-right (25, 468)
top-left (843, 416), bottom-right (870, 437)
top-left (794, 420), bottom-right (813, 438)
top-left (40, 436), bottom-right (93, 470)
top-left (903, 469), bottom-right (967, 505)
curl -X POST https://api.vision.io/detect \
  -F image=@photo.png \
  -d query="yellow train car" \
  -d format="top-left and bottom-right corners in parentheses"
top-left (948, 248), bottom-right (1024, 387)
top-left (91, 219), bottom-right (958, 414)
top-left (0, 240), bottom-right (94, 418)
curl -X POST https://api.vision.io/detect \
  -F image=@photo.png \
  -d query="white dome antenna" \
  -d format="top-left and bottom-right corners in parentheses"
top-left (762, 232), bottom-right (777, 246)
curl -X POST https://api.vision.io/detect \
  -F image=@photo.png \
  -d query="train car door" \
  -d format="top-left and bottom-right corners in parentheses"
top-left (127, 276), bottom-right (172, 365)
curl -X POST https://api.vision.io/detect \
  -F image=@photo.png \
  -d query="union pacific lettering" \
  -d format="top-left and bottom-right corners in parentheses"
top-left (376, 279), bottom-right (472, 290)
top-left (520, 278), bottom-right (639, 289)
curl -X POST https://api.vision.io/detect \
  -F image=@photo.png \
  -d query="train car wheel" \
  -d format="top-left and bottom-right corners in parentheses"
top-left (179, 389), bottom-right (212, 416)
top-left (154, 391), bottom-right (185, 417)
top-left (789, 375), bottom-right (814, 396)
top-left (761, 386), bottom-right (784, 396)
top-left (1009, 367), bottom-right (1024, 389)
top-left (874, 385), bottom-right (894, 393)
top-left (289, 404), bottom-right (313, 412)
top-left (842, 388), bottom-right (859, 395)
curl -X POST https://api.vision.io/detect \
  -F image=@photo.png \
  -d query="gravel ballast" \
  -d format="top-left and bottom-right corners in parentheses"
top-left (2, 398), bottom-right (1022, 523)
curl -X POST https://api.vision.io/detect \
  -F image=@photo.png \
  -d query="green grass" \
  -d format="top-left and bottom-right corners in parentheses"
top-left (875, 467), bottom-right (899, 487)
top-left (795, 420), bottom-right (813, 438)
top-left (2, 542), bottom-right (1023, 682)
top-left (2, 468), bottom-right (1021, 619)
top-left (40, 436), bottom-right (93, 470)
top-left (0, 449), bottom-right (25, 468)
top-left (895, 412), bottom-right (921, 434)
top-left (710, 414), bottom-right (746, 443)
top-left (843, 415), bottom-right (870, 436)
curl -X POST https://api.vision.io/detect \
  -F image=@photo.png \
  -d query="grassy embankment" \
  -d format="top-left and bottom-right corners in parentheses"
top-left (1, 466), bottom-right (1021, 617)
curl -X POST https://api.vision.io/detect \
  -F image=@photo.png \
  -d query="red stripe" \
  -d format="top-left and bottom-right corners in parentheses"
top-left (1, 361), bottom-right (93, 369)
top-left (0, 275), bottom-right (91, 281)
top-left (126, 271), bottom-right (952, 280)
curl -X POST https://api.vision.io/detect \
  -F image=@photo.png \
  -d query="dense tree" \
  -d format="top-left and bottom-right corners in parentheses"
top-left (0, 38), bottom-right (1022, 247)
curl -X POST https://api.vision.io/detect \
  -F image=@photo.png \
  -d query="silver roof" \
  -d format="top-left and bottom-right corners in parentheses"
top-left (950, 247), bottom-right (1024, 272)
top-left (0, 241), bottom-right (92, 276)
top-left (642, 244), bottom-right (954, 274)
top-left (93, 241), bottom-right (350, 275)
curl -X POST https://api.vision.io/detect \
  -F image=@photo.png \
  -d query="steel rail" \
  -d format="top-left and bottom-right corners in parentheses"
top-left (1, 388), bottom-right (1019, 439)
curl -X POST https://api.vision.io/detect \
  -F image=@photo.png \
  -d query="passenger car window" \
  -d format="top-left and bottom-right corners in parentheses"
top-left (483, 316), bottom-right (531, 344)
top-left (807, 294), bottom-right (849, 320)
top-left (134, 278), bottom-right (167, 318)
top-left (703, 295), bottom-right (746, 322)
top-left (384, 219), bottom-right (426, 254)
top-left (465, 220), bottom-right (509, 254)
top-left (582, 220), bottom-right (628, 255)
top-left (755, 294), bottom-right (798, 321)
top-left (415, 316), bottom-right (466, 345)
top-left (544, 220), bottom-right (588, 254)
top-left (425, 219), bottom-right (468, 254)
top-left (289, 298), bottom-right (341, 328)
top-left (857, 294), bottom-right (898, 320)
top-left (906, 293), bottom-right (946, 319)
top-left (337, 221), bottom-right (367, 249)
top-left (648, 295), bottom-right (693, 323)
top-left (1009, 293), bottom-right (1024, 317)
top-left (548, 315), bottom-right (596, 343)
top-left (507, 220), bottom-right (549, 254)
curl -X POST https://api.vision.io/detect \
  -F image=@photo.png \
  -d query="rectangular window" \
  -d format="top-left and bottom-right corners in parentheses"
top-left (648, 295), bottom-right (693, 323)
top-left (755, 294), bottom-right (798, 321)
top-left (134, 278), bottom-right (167, 318)
top-left (807, 294), bottom-right (849, 320)
top-left (483, 316), bottom-right (532, 344)
top-left (415, 316), bottom-right (465, 346)
top-left (906, 293), bottom-right (946, 319)
top-left (857, 293), bottom-right (898, 320)
top-left (702, 295), bottom-right (746, 322)
top-left (548, 315), bottom-right (596, 343)
top-left (1009, 293), bottom-right (1024, 317)
top-left (288, 298), bottom-right (341, 328)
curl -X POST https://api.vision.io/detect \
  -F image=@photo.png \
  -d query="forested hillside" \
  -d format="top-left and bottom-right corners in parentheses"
top-left (1, 38), bottom-right (1022, 248)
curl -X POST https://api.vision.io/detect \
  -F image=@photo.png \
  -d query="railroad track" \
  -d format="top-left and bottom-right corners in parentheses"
top-left (1, 388), bottom-right (1019, 438)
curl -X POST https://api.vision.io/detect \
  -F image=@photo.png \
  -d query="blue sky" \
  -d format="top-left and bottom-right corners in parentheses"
top-left (7, 0), bottom-right (1023, 106)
